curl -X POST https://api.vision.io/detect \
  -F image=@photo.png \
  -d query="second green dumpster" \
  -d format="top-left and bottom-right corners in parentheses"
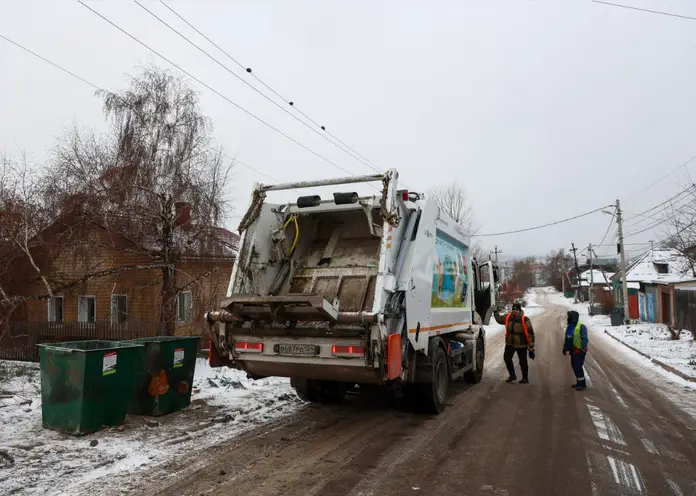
top-left (126, 336), bottom-right (200, 416)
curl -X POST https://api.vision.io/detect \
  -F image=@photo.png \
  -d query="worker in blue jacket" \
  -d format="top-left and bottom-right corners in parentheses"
top-left (563, 310), bottom-right (589, 391)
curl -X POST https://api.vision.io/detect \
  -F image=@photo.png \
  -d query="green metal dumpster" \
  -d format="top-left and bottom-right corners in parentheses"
top-left (125, 336), bottom-right (200, 416)
top-left (38, 340), bottom-right (143, 435)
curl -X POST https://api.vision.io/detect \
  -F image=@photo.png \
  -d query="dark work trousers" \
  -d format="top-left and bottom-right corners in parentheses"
top-left (570, 352), bottom-right (586, 386)
top-left (503, 345), bottom-right (528, 380)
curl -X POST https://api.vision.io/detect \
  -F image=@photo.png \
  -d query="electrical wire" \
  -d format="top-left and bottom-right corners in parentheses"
top-left (159, 0), bottom-right (385, 175)
top-left (592, 1), bottom-right (696, 22)
top-left (135, 0), bottom-right (383, 176)
top-left (624, 155), bottom-right (696, 203)
top-left (596, 208), bottom-right (615, 247)
top-left (0, 33), bottom-right (101, 92)
top-left (623, 184), bottom-right (696, 223)
top-left (623, 219), bottom-right (665, 239)
top-left (0, 32), bottom-right (294, 189)
top-left (78, 0), bottom-right (359, 178)
top-left (474, 205), bottom-right (612, 237)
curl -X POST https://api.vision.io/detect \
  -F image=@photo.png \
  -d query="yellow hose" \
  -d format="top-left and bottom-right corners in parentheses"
top-left (283, 215), bottom-right (300, 257)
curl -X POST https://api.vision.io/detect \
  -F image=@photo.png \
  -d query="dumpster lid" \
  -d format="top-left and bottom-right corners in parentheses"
top-left (37, 340), bottom-right (144, 353)
top-left (124, 336), bottom-right (201, 344)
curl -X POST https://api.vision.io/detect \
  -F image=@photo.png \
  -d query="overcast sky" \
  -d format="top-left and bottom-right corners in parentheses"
top-left (2, 0), bottom-right (696, 260)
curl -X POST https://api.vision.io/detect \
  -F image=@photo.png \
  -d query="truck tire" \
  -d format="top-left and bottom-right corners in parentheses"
top-left (291, 378), bottom-right (346, 404)
top-left (418, 345), bottom-right (448, 414)
top-left (291, 377), bottom-right (319, 403)
top-left (464, 336), bottom-right (485, 384)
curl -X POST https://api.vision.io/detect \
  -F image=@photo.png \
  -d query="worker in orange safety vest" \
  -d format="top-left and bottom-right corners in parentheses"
top-left (494, 302), bottom-right (536, 384)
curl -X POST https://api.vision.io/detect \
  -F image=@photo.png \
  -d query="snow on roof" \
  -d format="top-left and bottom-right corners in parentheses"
top-left (579, 269), bottom-right (614, 287)
top-left (613, 249), bottom-right (694, 284)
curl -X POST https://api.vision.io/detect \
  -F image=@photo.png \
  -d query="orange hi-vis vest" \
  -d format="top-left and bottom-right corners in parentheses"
top-left (505, 312), bottom-right (531, 345)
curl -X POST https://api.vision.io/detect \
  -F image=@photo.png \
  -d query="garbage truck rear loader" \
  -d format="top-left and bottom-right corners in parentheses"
top-left (205, 169), bottom-right (498, 413)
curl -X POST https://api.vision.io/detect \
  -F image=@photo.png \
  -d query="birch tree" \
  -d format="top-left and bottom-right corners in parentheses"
top-left (44, 67), bottom-right (233, 335)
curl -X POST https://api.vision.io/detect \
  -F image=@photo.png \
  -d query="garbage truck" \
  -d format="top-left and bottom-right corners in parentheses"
top-left (205, 169), bottom-right (498, 413)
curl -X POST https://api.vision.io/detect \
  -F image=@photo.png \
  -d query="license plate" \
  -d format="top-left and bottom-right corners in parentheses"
top-left (277, 344), bottom-right (317, 356)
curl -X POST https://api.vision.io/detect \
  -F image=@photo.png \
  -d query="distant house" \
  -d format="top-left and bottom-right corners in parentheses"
top-left (2, 206), bottom-right (238, 341)
top-left (610, 249), bottom-right (694, 323)
top-left (576, 269), bottom-right (614, 301)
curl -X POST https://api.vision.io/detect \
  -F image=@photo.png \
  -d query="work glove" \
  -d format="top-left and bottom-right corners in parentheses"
top-left (529, 350), bottom-right (535, 360)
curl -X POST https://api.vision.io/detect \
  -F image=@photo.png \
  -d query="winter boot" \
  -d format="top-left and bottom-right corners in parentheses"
top-left (506, 376), bottom-right (517, 383)
top-left (519, 378), bottom-right (529, 384)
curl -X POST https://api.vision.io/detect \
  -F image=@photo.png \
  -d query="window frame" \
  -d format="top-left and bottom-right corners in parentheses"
top-left (77, 295), bottom-right (97, 324)
top-left (177, 291), bottom-right (193, 324)
top-left (110, 294), bottom-right (128, 325)
top-left (47, 295), bottom-right (64, 323)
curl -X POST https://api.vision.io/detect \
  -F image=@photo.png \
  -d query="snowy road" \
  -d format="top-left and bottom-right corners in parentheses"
top-left (6, 294), bottom-right (696, 495)
top-left (70, 292), bottom-right (695, 496)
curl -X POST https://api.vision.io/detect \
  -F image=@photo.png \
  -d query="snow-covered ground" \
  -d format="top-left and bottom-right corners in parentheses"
top-left (548, 291), bottom-right (696, 383)
top-left (522, 290), bottom-right (546, 318)
top-left (0, 358), bottom-right (301, 495)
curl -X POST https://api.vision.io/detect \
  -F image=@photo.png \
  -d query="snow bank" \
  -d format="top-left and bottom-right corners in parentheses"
top-left (600, 324), bottom-right (695, 380)
top-left (544, 289), bottom-right (696, 385)
top-left (0, 358), bottom-right (301, 495)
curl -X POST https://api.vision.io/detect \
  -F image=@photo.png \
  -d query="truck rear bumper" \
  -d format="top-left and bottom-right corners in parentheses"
top-left (239, 359), bottom-right (382, 384)
top-left (229, 334), bottom-right (382, 384)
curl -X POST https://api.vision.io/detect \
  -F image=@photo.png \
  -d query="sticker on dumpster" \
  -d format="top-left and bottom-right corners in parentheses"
top-left (103, 352), bottom-right (117, 376)
top-left (173, 348), bottom-right (184, 368)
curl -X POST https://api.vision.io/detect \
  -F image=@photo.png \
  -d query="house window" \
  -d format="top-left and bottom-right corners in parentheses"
top-left (78, 296), bottom-right (96, 323)
top-left (48, 296), bottom-right (64, 323)
top-left (654, 263), bottom-right (669, 274)
top-left (111, 295), bottom-right (127, 325)
top-left (177, 291), bottom-right (193, 324)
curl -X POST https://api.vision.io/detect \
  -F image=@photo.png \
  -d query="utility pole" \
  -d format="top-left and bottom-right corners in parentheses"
top-left (616, 199), bottom-right (630, 324)
top-left (588, 243), bottom-right (594, 308)
top-left (570, 242), bottom-right (581, 303)
top-left (492, 245), bottom-right (502, 265)
top-left (650, 240), bottom-right (654, 253)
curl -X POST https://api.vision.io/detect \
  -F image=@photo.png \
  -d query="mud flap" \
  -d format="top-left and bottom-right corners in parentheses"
top-left (208, 337), bottom-right (233, 368)
top-left (387, 334), bottom-right (402, 380)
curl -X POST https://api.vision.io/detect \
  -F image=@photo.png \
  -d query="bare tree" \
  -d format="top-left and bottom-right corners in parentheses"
top-left (43, 67), bottom-right (233, 335)
top-left (511, 257), bottom-right (537, 293)
top-left (542, 248), bottom-right (573, 291)
top-left (0, 154), bottom-right (56, 327)
top-left (429, 183), bottom-right (475, 232)
top-left (664, 187), bottom-right (696, 277)
top-left (429, 183), bottom-right (489, 261)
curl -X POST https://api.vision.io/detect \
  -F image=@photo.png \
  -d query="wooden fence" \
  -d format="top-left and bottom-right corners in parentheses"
top-left (0, 321), bottom-right (176, 362)
top-left (674, 289), bottom-right (696, 335)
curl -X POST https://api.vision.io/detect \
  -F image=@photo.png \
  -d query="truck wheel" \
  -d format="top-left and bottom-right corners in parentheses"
top-left (290, 377), bottom-right (319, 402)
top-left (320, 381), bottom-right (347, 404)
top-left (464, 337), bottom-right (485, 384)
top-left (418, 345), bottom-right (448, 414)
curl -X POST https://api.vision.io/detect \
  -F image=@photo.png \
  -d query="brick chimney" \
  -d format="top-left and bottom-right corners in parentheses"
top-left (174, 202), bottom-right (192, 228)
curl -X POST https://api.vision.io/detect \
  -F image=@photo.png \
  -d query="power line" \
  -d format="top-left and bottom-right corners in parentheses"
top-left (623, 191), bottom-right (696, 230)
top-left (592, 1), bottom-right (696, 23)
top-left (135, 1), bottom-right (383, 176)
top-left (624, 218), bottom-right (665, 239)
top-left (624, 154), bottom-right (696, 203)
top-left (78, 0), bottom-right (359, 178)
top-left (0, 31), bottom-right (283, 186)
top-left (474, 205), bottom-right (612, 237)
top-left (624, 184), bottom-right (695, 223)
top-left (0, 34), bottom-right (100, 92)
top-left (595, 242), bottom-right (650, 247)
top-left (596, 207), bottom-right (615, 246)
top-left (159, 0), bottom-right (385, 175)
